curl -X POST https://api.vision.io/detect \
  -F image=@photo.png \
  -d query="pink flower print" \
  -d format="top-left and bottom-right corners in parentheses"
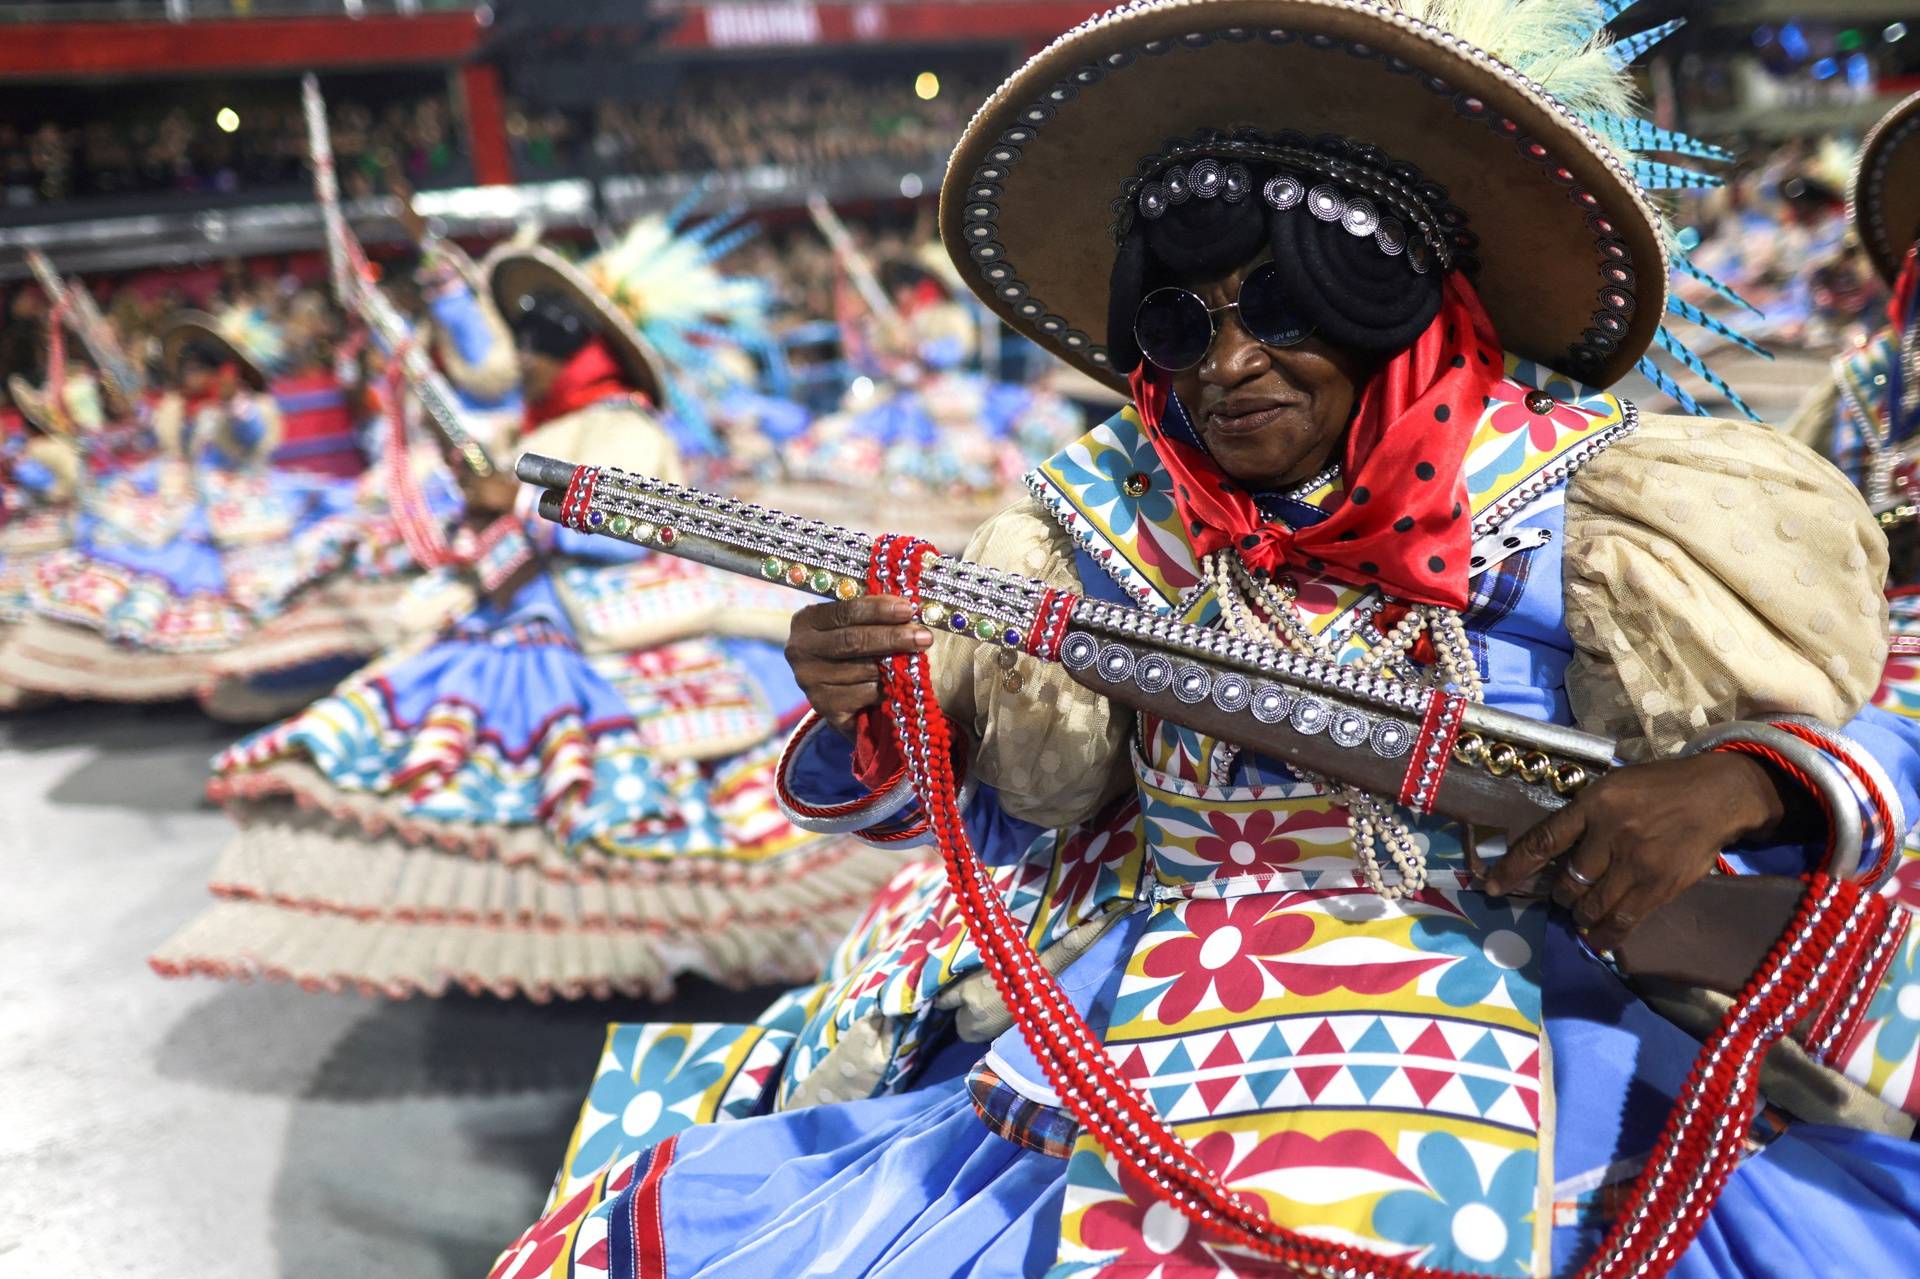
top-left (1141, 896), bottom-right (1314, 1023)
top-left (1486, 393), bottom-right (1590, 451)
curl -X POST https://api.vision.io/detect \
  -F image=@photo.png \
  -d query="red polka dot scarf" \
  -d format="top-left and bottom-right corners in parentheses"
top-left (1128, 273), bottom-right (1502, 610)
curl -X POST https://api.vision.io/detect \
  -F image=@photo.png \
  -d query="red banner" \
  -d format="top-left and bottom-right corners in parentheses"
top-left (660, 1), bottom-right (1106, 50)
top-left (0, 13), bottom-right (486, 79)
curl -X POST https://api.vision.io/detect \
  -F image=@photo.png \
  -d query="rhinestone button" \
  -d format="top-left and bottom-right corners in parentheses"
top-left (1524, 390), bottom-right (1558, 414)
top-left (1122, 472), bottom-right (1151, 498)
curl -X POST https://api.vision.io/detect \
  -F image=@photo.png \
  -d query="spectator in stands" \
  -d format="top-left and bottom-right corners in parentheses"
top-left (0, 94), bottom-right (463, 208)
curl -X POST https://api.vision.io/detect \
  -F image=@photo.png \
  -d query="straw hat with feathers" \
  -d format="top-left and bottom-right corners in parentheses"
top-left (941, 0), bottom-right (1761, 416)
top-left (161, 306), bottom-right (286, 391)
top-left (485, 205), bottom-right (778, 450)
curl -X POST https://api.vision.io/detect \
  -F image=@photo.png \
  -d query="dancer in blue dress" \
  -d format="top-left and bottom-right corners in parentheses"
top-left (153, 218), bottom-right (900, 1002)
top-left (0, 292), bottom-right (148, 709)
top-left (0, 304), bottom-right (359, 704)
top-left (197, 234), bottom-right (526, 721)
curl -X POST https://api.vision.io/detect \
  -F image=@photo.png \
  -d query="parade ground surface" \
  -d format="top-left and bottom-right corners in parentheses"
top-left (0, 699), bottom-right (788, 1278)
top-left (0, 349), bottom-right (1827, 1277)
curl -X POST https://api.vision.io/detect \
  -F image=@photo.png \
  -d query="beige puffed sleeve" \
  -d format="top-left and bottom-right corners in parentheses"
top-left (931, 497), bottom-right (1132, 828)
top-left (23, 436), bottom-right (80, 504)
top-left (516, 401), bottom-right (684, 482)
top-left (429, 245), bottom-right (520, 405)
top-left (1562, 412), bottom-right (1889, 760)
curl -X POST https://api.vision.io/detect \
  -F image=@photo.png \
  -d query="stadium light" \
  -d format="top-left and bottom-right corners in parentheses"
top-left (914, 72), bottom-right (940, 101)
top-left (216, 108), bottom-right (240, 133)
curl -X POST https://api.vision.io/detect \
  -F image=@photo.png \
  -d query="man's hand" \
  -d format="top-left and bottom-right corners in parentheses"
top-left (1480, 751), bottom-right (1791, 951)
top-left (785, 596), bottom-right (933, 736)
top-left (455, 463), bottom-right (522, 520)
top-left (381, 152), bottom-right (429, 244)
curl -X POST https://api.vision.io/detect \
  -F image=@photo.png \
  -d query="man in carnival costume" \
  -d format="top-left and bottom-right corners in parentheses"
top-left (1779, 95), bottom-right (1920, 1116)
top-left (494, 3), bottom-right (1920, 1278)
top-left (151, 219), bottom-right (899, 1003)
top-left (782, 235), bottom-right (1085, 547)
top-left (194, 220), bottom-right (526, 722)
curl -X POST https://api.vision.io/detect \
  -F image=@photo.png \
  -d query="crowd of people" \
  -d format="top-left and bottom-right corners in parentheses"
top-left (1675, 131), bottom-right (1892, 350)
top-left (0, 93), bottom-right (464, 210)
top-left (0, 260), bottom-right (343, 414)
top-left (0, 204), bottom-right (965, 424)
top-left (557, 67), bottom-right (1001, 178)
top-left (1, 64), bottom-right (1004, 214)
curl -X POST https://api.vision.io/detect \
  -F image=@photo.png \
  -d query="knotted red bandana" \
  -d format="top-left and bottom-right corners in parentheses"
top-left (183, 362), bottom-right (244, 414)
top-left (526, 337), bottom-right (640, 430)
top-left (1129, 273), bottom-right (1501, 610)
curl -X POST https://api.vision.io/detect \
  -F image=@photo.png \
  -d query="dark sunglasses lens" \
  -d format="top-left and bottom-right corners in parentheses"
top-left (1133, 288), bottom-right (1214, 370)
top-left (1238, 263), bottom-right (1313, 347)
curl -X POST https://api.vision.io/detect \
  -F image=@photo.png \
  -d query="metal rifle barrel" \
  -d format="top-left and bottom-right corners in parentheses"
top-left (518, 453), bottom-right (578, 490)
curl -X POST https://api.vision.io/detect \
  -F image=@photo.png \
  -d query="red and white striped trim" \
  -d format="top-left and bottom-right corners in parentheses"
top-left (1023, 587), bottom-right (1079, 661)
top-left (557, 465), bottom-right (601, 531)
top-left (1398, 690), bottom-right (1466, 815)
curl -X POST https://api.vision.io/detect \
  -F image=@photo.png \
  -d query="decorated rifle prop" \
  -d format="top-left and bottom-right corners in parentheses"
top-left (517, 453), bottom-right (1860, 997)
top-left (301, 74), bottom-right (497, 479)
top-left (25, 251), bottom-right (142, 406)
top-left (807, 194), bottom-right (904, 330)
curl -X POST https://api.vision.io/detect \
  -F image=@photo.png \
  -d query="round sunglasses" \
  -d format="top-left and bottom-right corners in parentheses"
top-left (1131, 261), bottom-right (1315, 372)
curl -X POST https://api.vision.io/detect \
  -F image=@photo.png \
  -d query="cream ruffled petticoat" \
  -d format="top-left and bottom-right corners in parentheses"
top-left (0, 462), bottom-right (451, 716)
top-left (151, 562), bottom-right (901, 1000)
top-left (0, 505), bottom-right (72, 711)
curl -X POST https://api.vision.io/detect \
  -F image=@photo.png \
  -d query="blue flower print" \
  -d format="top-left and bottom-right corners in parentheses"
top-left (1865, 940), bottom-right (1920, 1065)
top-left (1408, 892), bottom-right (1543, 1023)
top-left (1373, 1134), bottom-right (1537, 1276)
top-left (1053, 434), bottom-right (1174, 536)
top-left (568, 1025), bottom-right (727, 1179)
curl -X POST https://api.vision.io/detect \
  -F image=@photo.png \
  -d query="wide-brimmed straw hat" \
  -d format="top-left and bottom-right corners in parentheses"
top-left (160, 309), bottom-right (278, 390)
top-left (942, 0), bottom-right (1715, 394)
top-left (484, 242), bottom-right (668, 406)
top-left (1852, 89), bottom-right (1920, 286)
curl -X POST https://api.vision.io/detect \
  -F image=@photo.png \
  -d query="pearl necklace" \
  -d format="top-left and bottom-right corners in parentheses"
top-left (1201, 548), bottom-right (1483, 898)
top-left (1271, 460), bottom-right (1342, 506)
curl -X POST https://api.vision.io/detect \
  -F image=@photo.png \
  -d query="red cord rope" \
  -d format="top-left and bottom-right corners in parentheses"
top-left (865, 530), bottom-right (1880, 1278)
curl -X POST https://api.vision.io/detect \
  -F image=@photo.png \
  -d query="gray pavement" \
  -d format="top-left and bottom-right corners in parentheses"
top-left (0, 700), bottom-right (785, 1279)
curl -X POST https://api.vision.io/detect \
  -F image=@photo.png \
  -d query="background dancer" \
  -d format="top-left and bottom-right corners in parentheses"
top-left (153, 219), bottom-right (899, 1002)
